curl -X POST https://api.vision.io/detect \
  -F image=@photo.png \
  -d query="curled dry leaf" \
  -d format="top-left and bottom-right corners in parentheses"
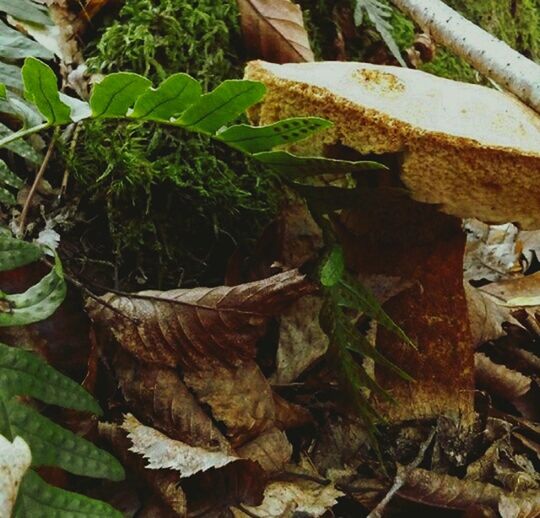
top-left (99, 422), bottom-right (187, 516)
top-left (0, 435), bottom-right (31, 517)
top-left (499, 492), bottom-right (540, 518)
top-left (87, 269), bottom-right (314, 369)
top-left (122, 414), bottom-right (239, 477)
top-left (475, 352), bottom-right (532, 401)
top-left (237, 0), bottom-right (314, 63)
top-left (113, 349), bottom-right (232, 453)
top-left (232, 478), bottom-right (344, 518)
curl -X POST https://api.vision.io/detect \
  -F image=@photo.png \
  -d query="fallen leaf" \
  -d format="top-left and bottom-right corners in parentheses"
top-left (499, 492), bottom-right (540, 518)
top-left (237, 0), bottom-right (314, 63)
top-left (232, 478), bottom-right (343, 517)
top-left (122, 414), bottom-right (240, 477)
top-left (184, 360), bottom-right (277, 446)
top-left (113, 349), bottom-right (232, 453)
top-left (0, 435), bottom-right (31, 517)
top-left (475, 352), bottom-right (531, 401)
top-left (237, 428), bottom-right (292, 473)
top-left (99, 422), bottom-right (187, 516)
top-left (87, 269), bottom-right (314, 369)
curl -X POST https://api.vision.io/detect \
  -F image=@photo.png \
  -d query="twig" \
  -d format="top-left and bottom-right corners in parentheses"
top-left (234, 505), bottom-right (261, 518)
top-left (60, 122), bottom-right (82, 197)
top-left (18, 129), bottom-right (59, 236)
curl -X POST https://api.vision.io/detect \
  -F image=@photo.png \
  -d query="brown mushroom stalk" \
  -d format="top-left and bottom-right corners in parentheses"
top-left (245, 60), bottom-right (540, 427)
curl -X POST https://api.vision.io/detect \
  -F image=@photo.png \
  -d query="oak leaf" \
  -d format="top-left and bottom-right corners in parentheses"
top-left (87, 269), bottom-right (314, 369)
top-left (237, 0), bottom-right (314, 63)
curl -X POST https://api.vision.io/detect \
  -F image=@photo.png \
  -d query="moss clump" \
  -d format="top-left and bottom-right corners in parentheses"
top-left (72, 0), bottom-right (278, 289)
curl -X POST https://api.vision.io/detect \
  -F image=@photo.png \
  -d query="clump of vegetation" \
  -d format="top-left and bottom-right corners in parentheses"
top-left (70, 0), bottom-right (277, 289)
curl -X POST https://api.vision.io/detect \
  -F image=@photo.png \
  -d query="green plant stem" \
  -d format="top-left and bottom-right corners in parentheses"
top-left (0, 396), bottom-right (13, 441)
top-left (0, 123), bottom-right (49, 148)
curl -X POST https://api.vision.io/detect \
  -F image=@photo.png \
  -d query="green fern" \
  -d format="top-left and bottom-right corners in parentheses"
top-left (354, 0), bottom-right (407, 66)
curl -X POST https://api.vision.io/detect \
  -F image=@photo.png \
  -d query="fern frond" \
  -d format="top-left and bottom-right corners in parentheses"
top-left (354, 0), bottom-right (407, 66)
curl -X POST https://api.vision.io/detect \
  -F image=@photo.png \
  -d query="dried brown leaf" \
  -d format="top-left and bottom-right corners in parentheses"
top-left (183, 360), bottom-right (277, 447)
top-left (499, 492), bottom-right (540, 518)
top-left (273, 392), bottom-right (312, 430)
top-left (87, 269), bottom-right (314, 369)
top-left (237, 428), bottom-right (292, 473)
top-left (237, 0), bottom-right (314, 63)
top-left (475, 352), bottom-right (531, 401)
top-left (113, 349), bottom-right (231, 452)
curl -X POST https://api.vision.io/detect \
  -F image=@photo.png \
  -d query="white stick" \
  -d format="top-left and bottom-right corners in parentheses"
top-left (390, 0), bottom-right (540, 113)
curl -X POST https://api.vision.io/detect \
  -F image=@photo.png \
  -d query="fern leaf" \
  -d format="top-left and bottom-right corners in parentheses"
top-left (216, 117), bottom-right (332, 153)
top-left (253, 150), bottom-right (387, 177)
top-left (0, 343), bottom-right (102, 413)
top-left (131, 73), bottom-right (202, 121)
top-left (90, 72), bottom-right (151, 118)
top-left (354, 0), bottom-right (406, 67)
top-left (179, 79), bottom-right (266, 134)
top-left (0, 20), bottom-right (52, 61)
top-left (0, 230), bottom-right (42, 271)
top-left (14, 471), bottom-right (123, 518)
top-left (0, 255), bottom-right (66, 326)
top-left (0, 123), bottom-right (41, 163)
top-left (0, 0), bottom-right (52, 26)
top-left (6, 400), bottom-right (124, 480)
top-left (21, 57), bottom-right (71, 125)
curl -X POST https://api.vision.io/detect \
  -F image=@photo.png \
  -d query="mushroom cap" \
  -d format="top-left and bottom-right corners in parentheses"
top-left (245, 60), bottom-right (540, 229)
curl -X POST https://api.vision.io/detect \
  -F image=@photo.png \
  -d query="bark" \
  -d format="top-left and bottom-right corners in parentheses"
top-left (389, 0), bottom-right (540, 113)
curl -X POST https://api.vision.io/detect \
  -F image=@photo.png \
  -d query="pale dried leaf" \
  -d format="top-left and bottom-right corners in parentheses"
top-left (232, 479), bottom-right (343, 517)
top-left (499, 492), bottom-right (540, 518)
top-left (475, 352), bottom-right (531, 401)
top-left (113, 349), bottom-right (232, 452)
top-left (464, 220), bottom-right (522, 282)
top-left (87, 269), bottom-right (314, 368)
top-left (184, 360), bottom-right (276, 446)
top-left (237, 428), bottom-right (292, 473)
top-left (273, 295), bottom-right (328, 384)
top-left (237, 0), bottom-right (314, 63)
top-left (122, 414), bottom-right (239, 477)
top-left (0, 435), bottom-right (31, 517)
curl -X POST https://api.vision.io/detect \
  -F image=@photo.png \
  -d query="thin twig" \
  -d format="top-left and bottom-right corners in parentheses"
top-left (18, 129), bottom-right (59, 236)
top-left (60, 122), bottom-right (82, 197)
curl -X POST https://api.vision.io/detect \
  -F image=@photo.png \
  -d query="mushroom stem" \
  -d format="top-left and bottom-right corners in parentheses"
top-left (337, 187), bottom-right (475, 425)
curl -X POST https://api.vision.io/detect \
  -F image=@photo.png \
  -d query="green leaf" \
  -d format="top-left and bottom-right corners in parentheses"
top-left (90, 72), bottom-right (151, 118)
top-left (131, 73), bottom-right (202, 120)
top-left (14, 471), bottom-right (123, 518)
top-left (216, 117), bottom-right (333, 153)
top-left (0, 93), bottom-right (44, 127)
top-left (253, 151), bottom-right (387, 177)
top-left (22, 57), bottom-right (71, 125)
top-left (58, 92), bottom-right (91, 122)
top-left (179, 79), bottom-right (266, 134)
top-left (0, 230), bottom-right (42, 271)
top-left (0, 61), bottom-right (23, 92)
top-left (0, 342), bottom-right (102, 413)
top-left (338, 274), bottom-right (415, 349)
top-left (0, 161), bottom-right (23, 189)
top-left (0, 255), bottom-right (66, 326)
top-left (354, 0), bottom-right (406, 67)
top-left (0, 20), bottom-right (53, 60)
top-left (0, 122), bottom-right (42, 163)
top-left (0, 0), bottom-right (52, 26)
top-left (320, 245), bottom-right (345, 287)
top-left (6, 400), bottom-right (124, 480)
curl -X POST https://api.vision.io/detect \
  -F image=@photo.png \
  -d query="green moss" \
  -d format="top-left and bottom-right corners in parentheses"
top-left (71, 0), bottom-right (278, 289)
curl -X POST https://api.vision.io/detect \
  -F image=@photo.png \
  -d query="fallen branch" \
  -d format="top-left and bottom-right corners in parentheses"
top-left (389, 0), bottom-right (540, 113)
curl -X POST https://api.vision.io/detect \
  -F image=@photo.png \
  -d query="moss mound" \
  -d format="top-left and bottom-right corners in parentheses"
top-left (72, 0), bottom-right (277, 289)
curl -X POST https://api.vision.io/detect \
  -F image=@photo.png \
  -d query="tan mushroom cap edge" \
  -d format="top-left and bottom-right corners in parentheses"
top-left (245, 60), bottom-right (540, 229)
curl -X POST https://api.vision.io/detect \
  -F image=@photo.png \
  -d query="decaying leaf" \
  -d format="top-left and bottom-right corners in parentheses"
top-left (232, 478), bottom-right (344, 517)
top-left (122, 414), bottom-right (239, 477)
top-left (184, 360), bottom-right (278, 446)
top-left (113, 349), bottom-right (232, 453)
top-left (237, 428), bottom-right (292, 473)
top-left (237, 0), bottom-right (314, 63)
top-left (499, 492), bottom-right (540, 518)
top-left (475, 352), bottom-right (532, 401)
top-left (87, 269), bottom-right (314, 369)
top-left (99, 422), bottom-right (187, 516)
top-left (0, 435), bottom-right (31, 517)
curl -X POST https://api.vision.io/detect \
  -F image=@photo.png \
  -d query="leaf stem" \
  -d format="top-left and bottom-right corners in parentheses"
top-left (0, 123), bottom-right (50, 148)
top-left (18, 128), bottom-right (59, 236)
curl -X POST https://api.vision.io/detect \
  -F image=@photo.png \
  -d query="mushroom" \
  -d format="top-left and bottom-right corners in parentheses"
top-left (245, 61), bottom-right (540, 427)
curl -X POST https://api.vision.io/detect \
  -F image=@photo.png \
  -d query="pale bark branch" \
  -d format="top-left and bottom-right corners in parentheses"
top-left (390, 0), bottom-right (540, 113)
